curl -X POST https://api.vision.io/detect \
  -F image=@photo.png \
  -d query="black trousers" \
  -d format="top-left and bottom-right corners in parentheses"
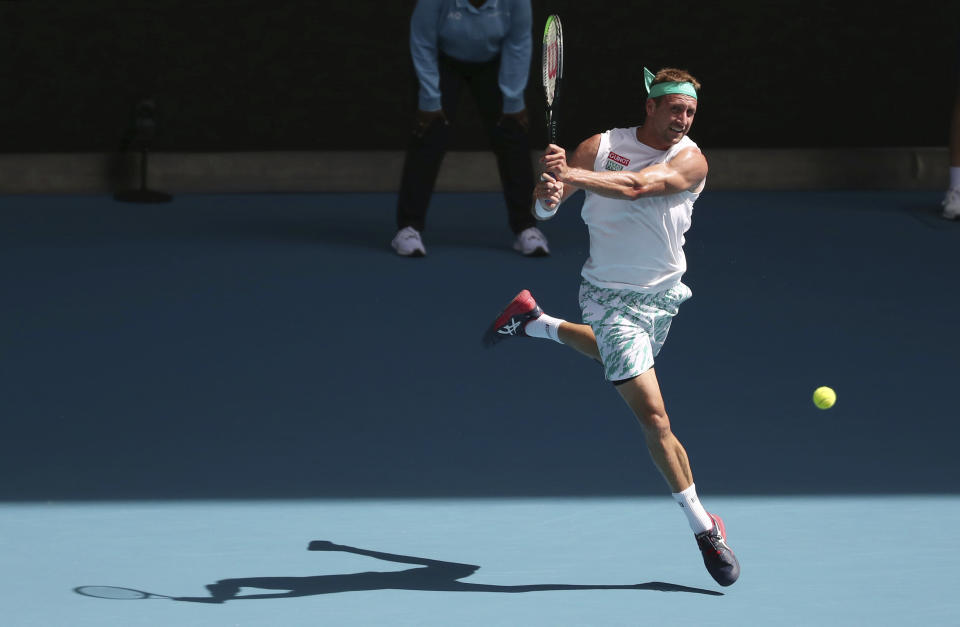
top-left (396, 54), bottom-right (536, 234)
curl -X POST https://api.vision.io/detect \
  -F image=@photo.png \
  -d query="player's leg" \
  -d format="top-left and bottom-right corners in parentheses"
top-left (482, 289), bottom-right (599, 362)
top-left (613, 369), bottom-right (693, 493)
top-left (584, 285), bottom-right (702, 504)
top-left (582, 281), bottom-right (739, 586)
top-left (484, 284), bottom-right (738, 585)
top-left (556, 322), bottom-right (600, 361)
top-left (615, 368), bottom-right (739, 586)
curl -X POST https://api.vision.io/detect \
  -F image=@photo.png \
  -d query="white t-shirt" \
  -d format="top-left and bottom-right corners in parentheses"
top-left (580, 127), bottom-right (703, 293)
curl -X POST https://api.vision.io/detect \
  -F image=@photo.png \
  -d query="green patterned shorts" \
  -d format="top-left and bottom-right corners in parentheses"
top-left (578, 279), bottom-right (692, 382)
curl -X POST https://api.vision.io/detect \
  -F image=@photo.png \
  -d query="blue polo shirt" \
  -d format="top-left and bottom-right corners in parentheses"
top-left (410, 0), bottom-right (532, 113)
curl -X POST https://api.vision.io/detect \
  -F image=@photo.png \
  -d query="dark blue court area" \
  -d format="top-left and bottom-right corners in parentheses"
top-left (2, 190), bottom-right (958, 626)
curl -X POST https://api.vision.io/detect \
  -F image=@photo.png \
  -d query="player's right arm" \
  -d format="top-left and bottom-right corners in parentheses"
top-left (534, 135), bottom-right (600, 209)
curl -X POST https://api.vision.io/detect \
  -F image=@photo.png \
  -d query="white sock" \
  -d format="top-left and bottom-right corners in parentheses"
top-left (672, 483), bottom-right (714, 534)
top-left (950, 166), bottom-right (960, 190)
top-left (524, 313), bottom-right (565, 344)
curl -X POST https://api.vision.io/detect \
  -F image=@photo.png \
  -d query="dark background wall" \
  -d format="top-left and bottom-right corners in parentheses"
top-left (1, 1), bottom-right (958, 153)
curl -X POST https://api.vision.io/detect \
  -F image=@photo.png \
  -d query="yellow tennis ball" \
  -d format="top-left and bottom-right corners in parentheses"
top-left (813, 386), bottom-right (836, 410)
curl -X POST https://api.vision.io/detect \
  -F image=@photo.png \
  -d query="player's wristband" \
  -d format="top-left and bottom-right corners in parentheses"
top-left (533, 198), bottom-right (559, 221)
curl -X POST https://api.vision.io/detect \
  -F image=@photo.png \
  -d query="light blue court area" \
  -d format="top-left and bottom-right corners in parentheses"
top-left (2, 497), bottom-right (958, 627)
top-left (2, 190), bottom-right (959, 625)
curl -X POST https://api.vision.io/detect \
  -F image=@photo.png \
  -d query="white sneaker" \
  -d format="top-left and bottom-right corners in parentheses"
top-left (513, 227), bottom-right (550, 257)
top-left (391, 226), bottom-right (426, 257)
top-left (943, 188), bottom-right (960, 220)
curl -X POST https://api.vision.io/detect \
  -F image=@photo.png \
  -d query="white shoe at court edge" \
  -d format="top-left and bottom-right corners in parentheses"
top-left (391, 226), bottom-right (426, 257)
top-left (942, 189), bottom-right (960, 220)
top-left (513, 227), bottom-right (550, 256)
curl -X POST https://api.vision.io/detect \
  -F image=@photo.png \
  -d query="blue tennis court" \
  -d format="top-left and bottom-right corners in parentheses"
top-left (2, 190), bottom-right (958, 626)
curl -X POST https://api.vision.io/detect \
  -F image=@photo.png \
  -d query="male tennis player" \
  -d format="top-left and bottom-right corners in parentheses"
top-left (483, 68), bottom-right (740, 586)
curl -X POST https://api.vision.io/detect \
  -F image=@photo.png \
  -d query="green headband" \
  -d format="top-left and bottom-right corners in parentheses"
top-left (644, 67), bottom-right (697, 100)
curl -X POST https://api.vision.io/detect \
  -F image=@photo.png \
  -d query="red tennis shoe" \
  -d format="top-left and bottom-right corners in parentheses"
top-left (481, 289), bottom-right (543, 348)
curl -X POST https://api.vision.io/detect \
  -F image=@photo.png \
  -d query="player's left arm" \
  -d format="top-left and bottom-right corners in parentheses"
top-left (546, 146), bottom-right (707, 200)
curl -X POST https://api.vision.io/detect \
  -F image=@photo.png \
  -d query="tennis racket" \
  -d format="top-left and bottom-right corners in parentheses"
top-left (535, 14), bottom-right (564, 221)
top-left (542, 14), bottom-right (564, 145)
top-left (74, 586), bottom-right (173, 600)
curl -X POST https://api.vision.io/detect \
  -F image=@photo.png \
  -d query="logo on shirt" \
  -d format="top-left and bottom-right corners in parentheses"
top-left (605, 151), bottom-right (630, 171)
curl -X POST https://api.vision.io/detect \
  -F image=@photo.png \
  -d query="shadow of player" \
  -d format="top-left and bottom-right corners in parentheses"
top-left (172, 540), bottom-right (721, 602)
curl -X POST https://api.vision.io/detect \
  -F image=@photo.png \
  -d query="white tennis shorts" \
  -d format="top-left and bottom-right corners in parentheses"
top-left (578, 279), bottom-right (692, 383)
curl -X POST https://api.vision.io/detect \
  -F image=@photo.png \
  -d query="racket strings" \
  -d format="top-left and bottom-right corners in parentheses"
top-left (542, 27), bottom-right (559, 104)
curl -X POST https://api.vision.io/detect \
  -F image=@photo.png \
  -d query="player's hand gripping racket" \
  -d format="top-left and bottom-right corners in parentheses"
top-left (534, 14), bottom-right (564, 221)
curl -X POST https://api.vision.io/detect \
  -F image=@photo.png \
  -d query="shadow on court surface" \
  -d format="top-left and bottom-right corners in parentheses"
top-left (74, 541), bottom-right (721, 603)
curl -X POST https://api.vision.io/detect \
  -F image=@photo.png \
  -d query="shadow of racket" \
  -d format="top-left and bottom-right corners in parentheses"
top-left (74, 586), bottom-right (173, 600)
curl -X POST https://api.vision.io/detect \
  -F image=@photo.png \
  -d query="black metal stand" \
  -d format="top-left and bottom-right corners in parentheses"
top-left (114, 98), bottom-right (173, 203)
top-left (114, 147), bottom-right (172, 203)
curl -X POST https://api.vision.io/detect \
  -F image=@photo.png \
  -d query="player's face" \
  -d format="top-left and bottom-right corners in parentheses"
top-left (646, 94), bottom-right (697, 145)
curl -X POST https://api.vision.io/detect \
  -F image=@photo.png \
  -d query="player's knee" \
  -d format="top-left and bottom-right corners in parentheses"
top-left (638, 410), bottom-right (672, 441)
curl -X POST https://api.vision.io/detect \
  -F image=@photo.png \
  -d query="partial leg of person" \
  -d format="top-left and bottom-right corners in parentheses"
top-left (943, 35), bottom-right (960, 219)
top-left (944, 82), bottom-right (960, 218)
top-left (395, 113), bottom-right (449, 236)
top-left (467, 56), bottom-right (546, 255)
top-left (394, 54), bottom-right (466, 254)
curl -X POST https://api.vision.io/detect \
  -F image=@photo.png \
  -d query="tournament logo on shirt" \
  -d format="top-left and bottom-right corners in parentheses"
top-left (605, 151), bottom-right (630, 171)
